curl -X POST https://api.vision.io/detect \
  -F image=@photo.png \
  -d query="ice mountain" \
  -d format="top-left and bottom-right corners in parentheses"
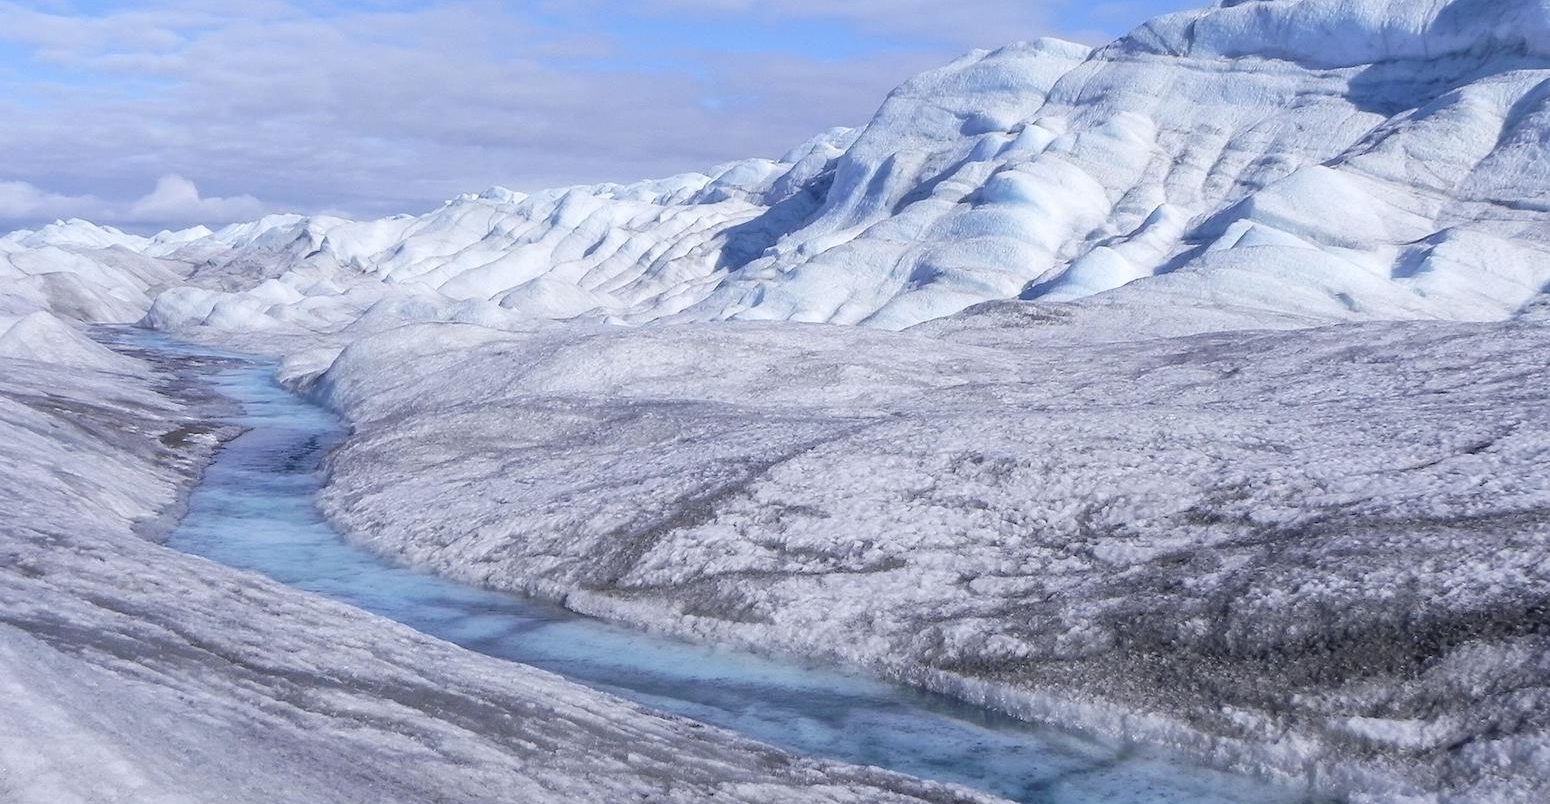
top-left (4, 0), bottom-right (1548, 337)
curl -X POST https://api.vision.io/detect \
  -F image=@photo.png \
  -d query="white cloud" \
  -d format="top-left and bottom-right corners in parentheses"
top-left (127, 175), bottom-right (265, 225)
top-left (0, 0), bottom-right (940, 228)
top-left (0, 181), bottom-right (104, 222)
top-left (0, 175), bottom-right (269, 230)
top-left (0, 1), bottom-right (1177, 231)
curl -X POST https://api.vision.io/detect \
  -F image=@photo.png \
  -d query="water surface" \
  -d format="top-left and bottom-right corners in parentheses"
top-left (135, 332), bottom-right (1315, 804)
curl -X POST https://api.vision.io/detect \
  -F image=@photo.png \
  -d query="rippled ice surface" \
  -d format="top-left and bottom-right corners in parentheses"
top-left (159, 341), bottom-right (1312, 804)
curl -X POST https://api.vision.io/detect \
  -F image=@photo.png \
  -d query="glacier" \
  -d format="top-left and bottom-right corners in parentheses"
top-left (3, 0), bottom-right (1550, 801)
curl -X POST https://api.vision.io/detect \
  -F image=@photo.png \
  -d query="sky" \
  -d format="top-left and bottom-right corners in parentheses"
top-left (0, 0), bottom-right (1198, 232)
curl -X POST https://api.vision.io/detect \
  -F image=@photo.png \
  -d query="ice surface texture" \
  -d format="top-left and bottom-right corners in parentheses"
top-left (307, 314), bottom-right (1550, 802)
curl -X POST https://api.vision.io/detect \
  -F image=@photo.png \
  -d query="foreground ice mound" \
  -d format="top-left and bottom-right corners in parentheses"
top-left (2, 0), bottom-right (1545, 338)
top-left (310, 312), bottom-right (1550, 803)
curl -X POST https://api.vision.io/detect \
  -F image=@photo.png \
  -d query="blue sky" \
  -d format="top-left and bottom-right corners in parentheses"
top-left (0, 0), bottom-right (1198, 230)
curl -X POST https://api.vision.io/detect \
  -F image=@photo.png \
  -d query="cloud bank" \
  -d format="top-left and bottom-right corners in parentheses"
top-left (0, 175), bottom-right (264, 231)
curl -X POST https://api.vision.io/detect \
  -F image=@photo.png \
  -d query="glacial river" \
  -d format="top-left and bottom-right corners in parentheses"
top-left (138, 333), bottom-right (1316, 804)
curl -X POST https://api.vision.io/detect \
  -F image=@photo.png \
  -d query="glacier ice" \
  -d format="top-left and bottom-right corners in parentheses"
top-left (1, 0), bottom-right (1549, 801)
top-left (301, 311), bottom-right (1550, 802)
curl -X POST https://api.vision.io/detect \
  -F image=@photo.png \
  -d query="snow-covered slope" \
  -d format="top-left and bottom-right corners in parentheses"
top-left (2, 0), bottom-right (1546, 337)
top-left (304, 311), bottom-right (1550, 803)
top-left (136, 130), bottom-right (864, 335)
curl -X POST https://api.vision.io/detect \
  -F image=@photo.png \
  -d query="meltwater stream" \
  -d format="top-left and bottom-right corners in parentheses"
top-left (142, 334), bottom-right (1314, 804)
